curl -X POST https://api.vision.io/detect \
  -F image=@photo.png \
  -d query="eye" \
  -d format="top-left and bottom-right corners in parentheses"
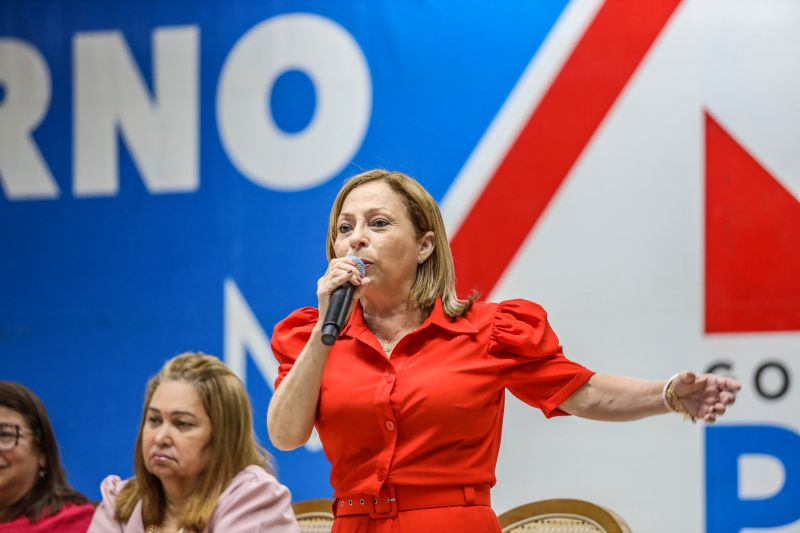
top-left (371, 218), bottom-right (389, 228)
top-left (146, 416), bottom-right (161, 426)
top-left (337, 222), bottom-right (352, 234)
top-left (176, 421), bottom-right (193, 429)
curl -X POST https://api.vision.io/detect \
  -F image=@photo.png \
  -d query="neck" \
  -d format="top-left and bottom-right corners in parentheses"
top-left (361, 298), bottom-right (412, 319)
top-left (0, 480), bottom-right (36, 522)
top-left (161, 483), bottom-right (192, 520)
top-left (361, 298), bottom-right (422, 339)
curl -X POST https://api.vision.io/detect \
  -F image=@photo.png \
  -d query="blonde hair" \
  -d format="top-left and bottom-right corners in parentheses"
top-left (114, 353), bottom-right (272, 531)
top-left (326, 169), bottom-right (476, 319)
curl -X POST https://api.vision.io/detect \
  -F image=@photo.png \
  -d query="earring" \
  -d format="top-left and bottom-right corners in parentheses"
top-left (39, 467), bottom-right (45, 478)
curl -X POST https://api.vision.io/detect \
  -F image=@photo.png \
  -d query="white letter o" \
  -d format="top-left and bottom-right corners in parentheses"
top-left (217, 13), bottom-right (371, 191)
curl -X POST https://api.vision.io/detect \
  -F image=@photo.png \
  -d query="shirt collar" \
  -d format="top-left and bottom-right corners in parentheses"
top-left (341, 296), bottom-right (478, 338)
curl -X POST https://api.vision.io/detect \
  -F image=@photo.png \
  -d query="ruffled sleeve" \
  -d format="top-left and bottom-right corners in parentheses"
top-left (86, 476), bottom-right (126, 533)
top-left (489, 299), bottom-right (594, 418)
top-left (270, 307), bottom-right (319, 390)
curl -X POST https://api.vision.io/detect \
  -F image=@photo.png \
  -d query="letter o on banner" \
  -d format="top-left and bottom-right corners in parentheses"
top-left (754, 361), bottom-right (790, 400)
top-left (217, 13), bottom-right (372, 191)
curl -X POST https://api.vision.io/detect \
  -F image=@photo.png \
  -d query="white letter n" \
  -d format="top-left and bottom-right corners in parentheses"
top-left (224, 278), bottom-right (322, 452)
top-left (224, 278), bottom-right (280, 389)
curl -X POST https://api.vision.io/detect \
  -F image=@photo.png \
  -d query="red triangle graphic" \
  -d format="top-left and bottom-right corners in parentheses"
top-left (705, 112), bottom-right (800, 333)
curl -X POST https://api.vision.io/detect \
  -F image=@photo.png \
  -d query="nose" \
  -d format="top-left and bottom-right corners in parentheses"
top-left (348, 222), bottom-right (368, 251)
top-left (153, 424), bottom-right (172, 447)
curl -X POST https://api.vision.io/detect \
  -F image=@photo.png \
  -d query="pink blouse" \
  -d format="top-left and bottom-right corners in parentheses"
top-left (87, 465), bottom-right (299, 532)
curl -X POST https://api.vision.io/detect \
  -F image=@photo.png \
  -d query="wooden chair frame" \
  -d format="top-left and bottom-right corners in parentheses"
top-left (497, 498), bottom-right (631, 533)
top-left (292, 498), bottom-right (335, 532)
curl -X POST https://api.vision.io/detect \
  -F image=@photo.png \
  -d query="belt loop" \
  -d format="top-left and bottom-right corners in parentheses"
top-left (463, 485), bottom-right (476, 505)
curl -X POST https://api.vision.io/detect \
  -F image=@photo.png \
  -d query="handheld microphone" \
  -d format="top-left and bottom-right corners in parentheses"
top-left (321, 256), bottom-right (366, 346)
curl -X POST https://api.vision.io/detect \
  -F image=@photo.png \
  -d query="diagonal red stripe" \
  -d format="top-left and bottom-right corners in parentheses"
top-left (451, 0), bottom-right (683, 297)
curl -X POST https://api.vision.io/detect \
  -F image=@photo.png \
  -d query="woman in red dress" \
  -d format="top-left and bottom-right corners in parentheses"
top-left (267, 169), bottom-right (740, 532)
top-left (0, 382), bottom-right (95, 533)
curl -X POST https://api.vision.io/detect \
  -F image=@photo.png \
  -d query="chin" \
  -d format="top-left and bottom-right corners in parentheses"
top-left (145, 462), bottom-right (171, 475)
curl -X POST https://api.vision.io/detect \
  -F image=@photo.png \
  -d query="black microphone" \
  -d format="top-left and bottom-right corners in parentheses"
top-left (321, 256), bottom-right (366, 346)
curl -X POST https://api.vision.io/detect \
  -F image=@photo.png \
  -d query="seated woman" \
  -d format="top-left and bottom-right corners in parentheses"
top-left (0, 381), bottom-right (95, 533)
top-left (89, 352), bottom-right (299, 533)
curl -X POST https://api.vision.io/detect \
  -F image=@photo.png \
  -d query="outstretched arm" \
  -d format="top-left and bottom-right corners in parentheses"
top-left (559, 371), bottom-right (740, 422)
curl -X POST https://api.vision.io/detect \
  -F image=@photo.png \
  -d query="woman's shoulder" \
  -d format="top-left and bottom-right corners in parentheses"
top-left (466, 298), bottom-right (553, 355)
top-left (98, 474), bottom-right (128, 501)
top-left (275, 306), bottom-right (318, 329)
top-left (0, 503), bottom-right (97, 533)
top-left (465, 298), bottom-right (548, 324)
top-left (86, 475), bottom-right (137, 533)
top-left (42, 503), bottom-right (97, 532)
top-left (223, 465), bottom-right (284, 495)
top-left (493, 298), bottom-right (547, 318)
top-left (209, 466), bottom-right (297, 531)
top-left (271, 307), bottom-right (319, 359)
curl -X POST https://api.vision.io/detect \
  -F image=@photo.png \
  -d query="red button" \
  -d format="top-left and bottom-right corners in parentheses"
top-left (385, 420), bottom-right (396, 431)
top-left (386, 374), bottom-right (396, 383)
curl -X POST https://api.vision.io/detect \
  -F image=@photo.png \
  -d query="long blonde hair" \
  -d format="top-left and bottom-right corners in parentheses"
top-left (114, 353), bottom-right (272, 531)
top-left (326, 169), bottom-right (476, 319)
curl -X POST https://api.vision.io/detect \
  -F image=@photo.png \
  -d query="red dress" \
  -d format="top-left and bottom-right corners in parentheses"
top-left (0, 503), bottom-right (96, 533)
top-left (272, 298), bottom-right (594, 532)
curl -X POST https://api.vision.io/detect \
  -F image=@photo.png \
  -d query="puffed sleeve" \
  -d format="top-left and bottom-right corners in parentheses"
top-left (208, 466), bottom-right (299, 532)
top-left (270, 307), bottom-right (318, 390)
top-left (86, 475), bottom-right (126, 532)
top-left (489, 299), bottom-right (594, 418)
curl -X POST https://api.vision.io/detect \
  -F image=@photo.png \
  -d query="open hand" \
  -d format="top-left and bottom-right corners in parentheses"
top-left (671, 371), bottom-right (741, 423)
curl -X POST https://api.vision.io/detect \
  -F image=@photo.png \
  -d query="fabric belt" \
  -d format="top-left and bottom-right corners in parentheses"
top-left (333, 484), bottom-right (492, 518)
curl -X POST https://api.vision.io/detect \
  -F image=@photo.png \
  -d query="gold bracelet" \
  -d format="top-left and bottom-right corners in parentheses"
top-left (665, 378), bottom-right (696, 423)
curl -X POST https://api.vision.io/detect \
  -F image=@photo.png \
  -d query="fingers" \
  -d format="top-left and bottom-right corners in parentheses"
top-left (319, 258), bottom-right (366, 291)
top-left (700, 384), bottom-right (736, 405)
top-left (316, 257), bottom-right (371, 319)
top-left (703, 374), bottom-right (741, 393)
top-left (696, 380), bottom-right (737, 424)
top-left (701, 402), bottom-right (726, 423)
top-left (681, 371), bottom-right (697, 385)
top-left (719, 390), bottom-right (736, 405)
top-left (325, 257), bottom-right (365, 278)
top-left (722, 376), bottom-right (742, 392)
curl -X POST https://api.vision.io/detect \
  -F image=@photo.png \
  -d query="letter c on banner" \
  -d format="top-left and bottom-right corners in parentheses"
top-left (217, 13), bottom-right (371, 191)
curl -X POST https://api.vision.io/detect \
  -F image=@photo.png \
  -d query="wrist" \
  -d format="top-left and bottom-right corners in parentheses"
top-left (663, 373), bottom-right (696, 423)
top-left (309, 324), bottom-right (333, 350)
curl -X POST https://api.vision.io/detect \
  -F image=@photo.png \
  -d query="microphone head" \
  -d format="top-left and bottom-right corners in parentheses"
top-left (346, 256), bottom-right (367, 278)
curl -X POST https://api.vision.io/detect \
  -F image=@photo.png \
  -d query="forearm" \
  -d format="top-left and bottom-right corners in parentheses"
top-left (267, 325), bottom-right (331, 450)
top-left (559, 373), bottom-right (670, 421)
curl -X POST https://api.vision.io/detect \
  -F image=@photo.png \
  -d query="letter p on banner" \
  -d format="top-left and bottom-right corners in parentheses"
top-left (706, 425), bottom-right (800, 532)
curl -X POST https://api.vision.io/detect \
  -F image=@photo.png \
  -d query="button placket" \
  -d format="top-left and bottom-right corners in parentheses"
top-left (372, 359), bottom-right (399, 489)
